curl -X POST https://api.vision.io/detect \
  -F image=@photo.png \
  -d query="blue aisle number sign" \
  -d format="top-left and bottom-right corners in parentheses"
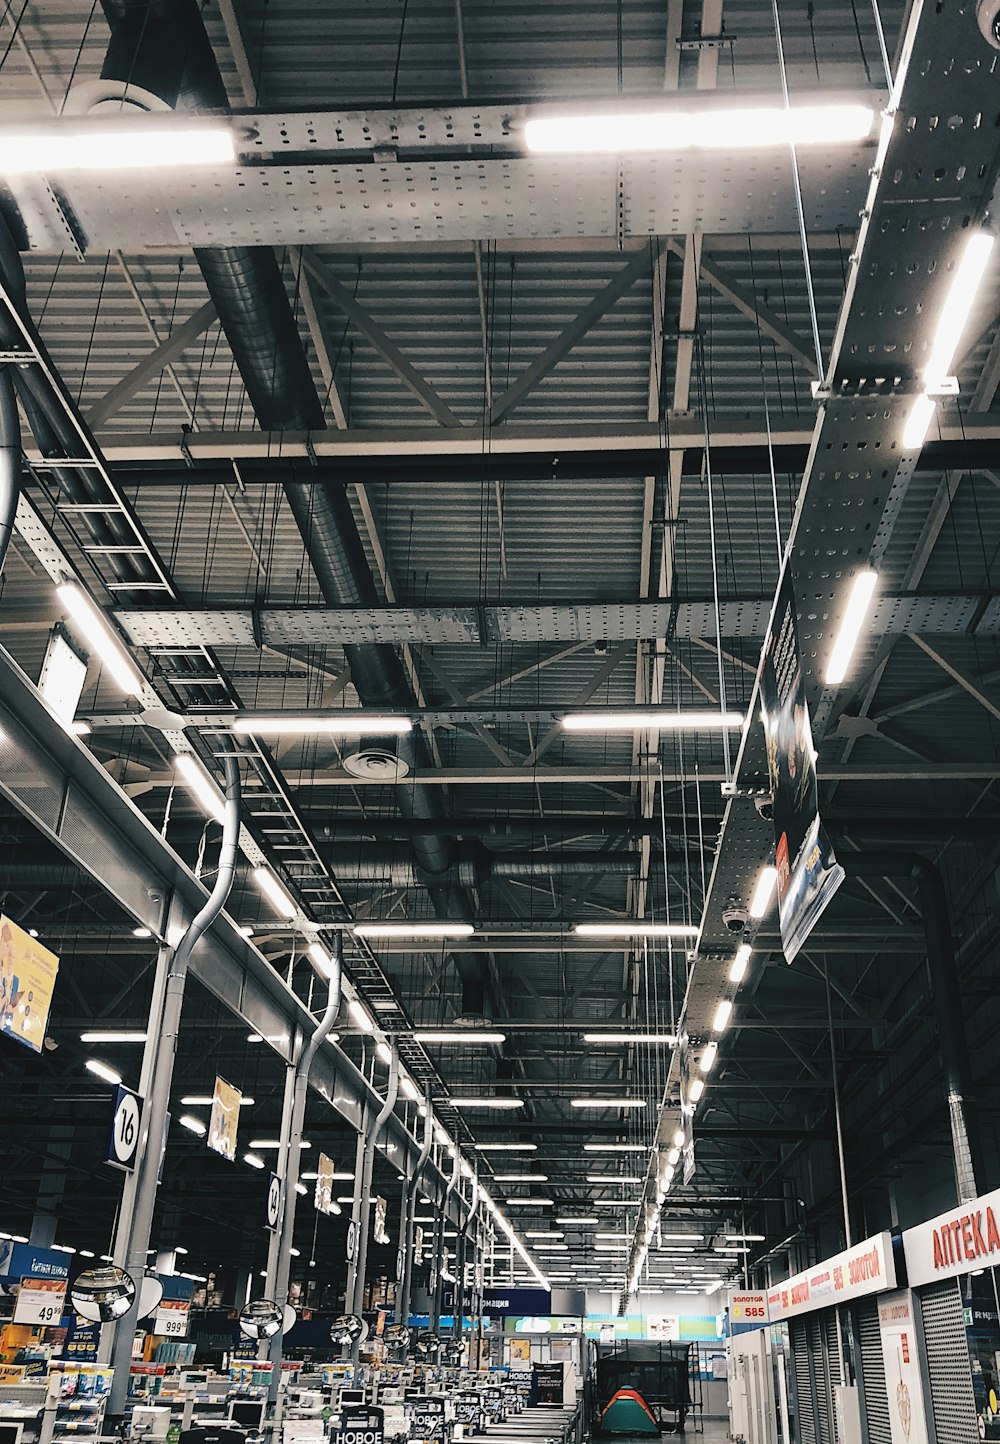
top-left (106, 1084), bottom-right (143, 1171)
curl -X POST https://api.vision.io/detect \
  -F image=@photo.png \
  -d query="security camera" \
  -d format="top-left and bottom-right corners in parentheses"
top-left (721, 901), bottom-right (749, 934)
top-left (977, 0), bottom-right (1000, 47)
top-left (754, 793), bottom-right (774, 823)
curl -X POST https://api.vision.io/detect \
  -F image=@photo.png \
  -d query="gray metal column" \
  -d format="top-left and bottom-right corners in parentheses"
top-left (348, 1051), bottom-right (399, 1361)
top-left (258, 1051), bottom-right (299, 1361)
top-left (105, 754), bottom-right (241, 1416)
top-left (398, 1097), bottom-right (433, 1328)
top-left (267, 937), bottom-right (343, 1394)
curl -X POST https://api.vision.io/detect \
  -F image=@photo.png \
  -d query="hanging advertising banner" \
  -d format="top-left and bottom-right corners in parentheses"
top-left (105, 1084), bottom-right (143, 1172)
top-left (0, 915), bottom-right (59, 1054)
top-left (153, 1298), bottom-right (190, 1339)
top-left (759, 572), bottom-right (844, 963)
top-left (901, 1184), bottom-right (1000, 1287)
top-left (414, 1225), bottom-right (424, 1264)
top-left (765, 1231), bottom-right (895, 1321)
top-left (648, 1315), bottom-right (681, 1341)
top-left (315, 1152), bottom-right (336, 1214)
top-left (207, 1076), bottom-right (240, 1161)
top-left (373, 1196), bottom-right (389, 1245)
top-left (678, 1019), bottom-right (696, 1184)
top-left (4, 1245), bottom-right (70, 1327)
top-left (878, 1292), bottom-right (930, 1444)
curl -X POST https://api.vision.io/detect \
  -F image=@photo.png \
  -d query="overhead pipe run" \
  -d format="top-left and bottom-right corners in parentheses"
top-left (98, 0), bottom-right (492, 1017)
top-left (839, 851), bottom-right (982, 1204)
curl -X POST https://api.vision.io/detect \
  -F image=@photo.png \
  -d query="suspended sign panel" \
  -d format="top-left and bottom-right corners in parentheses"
top-left (0, 915), bottom-right (59, 1054)
top-left (760, 574), bottom-right (844, 962)
top-left (208, 1076), bottom-right (240, 1161)
top-left (766, 1232), bottom-right (895, 1321)
top-left (902, 1185), bottom-right (1000, 1287)
top-left (315, 1152), bottom-right (337, 1215)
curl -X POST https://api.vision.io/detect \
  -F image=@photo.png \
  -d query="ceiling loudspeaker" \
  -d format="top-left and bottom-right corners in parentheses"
top-left (343, 740), bottom-right (410, 782)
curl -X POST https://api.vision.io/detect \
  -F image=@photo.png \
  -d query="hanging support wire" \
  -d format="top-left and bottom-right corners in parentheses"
top-left (770, 0), bottom-right (824, 380)
top-left (696, 335), bottom-right (733, 784)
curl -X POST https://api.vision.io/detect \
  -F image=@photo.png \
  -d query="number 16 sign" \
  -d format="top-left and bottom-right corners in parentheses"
top-left (106, 1084), bottom-right (143, 1171)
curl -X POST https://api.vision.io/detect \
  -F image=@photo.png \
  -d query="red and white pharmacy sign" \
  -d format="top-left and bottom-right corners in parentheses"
top-left (903, 1185), bottom-right (1000, 1287)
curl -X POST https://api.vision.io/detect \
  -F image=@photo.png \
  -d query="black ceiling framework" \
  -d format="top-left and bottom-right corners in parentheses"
top-left (0, 0), bottom-right (996, 1308)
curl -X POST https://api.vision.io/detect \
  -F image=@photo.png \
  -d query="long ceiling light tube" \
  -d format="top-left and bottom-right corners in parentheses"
top-left (526, 103), bottom-right (873, 154)
top-left (561, 709), bottom-right (745, 731)
top-left (57, 583), bottom-right (144, 697)
top-left (233, 713), bottom-right (411, 736)
top-left (0, 123), bottom-right (236, 174)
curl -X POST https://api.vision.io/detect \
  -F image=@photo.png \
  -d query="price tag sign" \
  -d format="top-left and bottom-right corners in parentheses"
top-left (153, 1299), bottom-right (189, 1338)
top-left (106, 1085), bottom-right (143, 1172)
top-left (14, 1278), bottom-right (66, 1326)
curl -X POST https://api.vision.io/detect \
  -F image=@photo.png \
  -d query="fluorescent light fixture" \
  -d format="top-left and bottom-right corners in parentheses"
top-left (586, 1175), bottom-right (644, 1184)
top-left (179, 1114), bottom-right (207, 1136)
top-left (749, 866), bottom-right (777, 919)
top-left (295, 1183), bottom-right (307, 1196)
top-left (727, 1233), bottom-right (766, 1242)
top-left (901, 393), bottom-right (937, 452)
top-left (233, 713), bottom-right (411, 736)
top-left (584, 1143), bottom-right (647, 1152)
top-left (180, 1094), bottom-right (255, 1107)
top-left (349, 998), bottom-right (374, 1033)
top-left (243, 1153), bottom-right (266, 1169)
top-left (132, 926), bottom-right (152, 938)
top-left (825, 569), bottom-right (879, 686)
top-left (52, 1244), bottom-right (76, 1255)
top-left (85, 1059), bottom-right (122, 1085)
top-left (78, 1250), bottom-right (95, 1259)
top-left (924, 232), bottom-right (996, 385)
top-left (716, 1244), bottom-right (751, 1254)
top-left (452, 1097), bottom-right (523, 1109)
top-left (533, 1244), bottom-right (569, 1252)
top-left (175, 753), bottom-right (228, 825)
top-left (39, 628), bottom-right (88, 725)
top-left (253, 867), bottom-right (297, 919)
top-left (689, 1077), bottom-right (705, 1102)
top-left (525, 1231), bottom-right (564, 1238)
top-left (562, 708), bottom-right (744, 734)
top-left (478, 1143), bottom-right (537, 1152)
top-left (666, 1147), bottom-right (680, 1165)
top-left (355, 921), bottom-right (473, 939)
top-left (80, 1030), bottom-right (147, 1043)
top-left (700, 1041), bottom-right (719, 1072)
top-left (574, 922), bottom-right (698, 938)
top-left (729, 943), bottom-right (752, 983)
top-left (672, 1128), bottom-right (685, 1148)
top-left (0, 123), bottom-right (235, 174)
top-left (248, 1139), bottom-right (312, 1150)
top-left (414, 1030), bottom-right (505, 1044)
top-left (493, 1174), bottom-right (549, 1182)
top-left (556, 1215), bottom-right (599, 1224)
top-left (375, 1040), bottom-right (393, 1066)
top-left (582, 1031), bottom-right (677, 1044)
top-left (400, 1072), bottom-right (419, 1102)
top-left (57, 583), bottom-right (143, 697)
top-left (713, 1000), bottom-right (733, 1033)
top-left (596, 1232), bottom-right (633, 1240)
top-left (594, 1242), bottom-right (631, 1251)
top-left (504, 1197), bottom-right (553, 1206)
top-left (308, 942), bottom-right (333, 974)
top-left (525, 102), bottom-right (873, 155)
top-left (570, 1098), bottom-right (646, 1109)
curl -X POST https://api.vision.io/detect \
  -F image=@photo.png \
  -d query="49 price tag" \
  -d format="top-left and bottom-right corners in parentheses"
top-left (14, 1279), bottom-right (66, 1326)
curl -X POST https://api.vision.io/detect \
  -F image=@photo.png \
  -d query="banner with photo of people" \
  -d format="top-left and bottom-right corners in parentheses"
top-left (760, 572), bottom-right (844, 962)
top-left (0, 916), bottom-right (59, 1054)
top-left (208, 1076), bottom-right (241, 1161)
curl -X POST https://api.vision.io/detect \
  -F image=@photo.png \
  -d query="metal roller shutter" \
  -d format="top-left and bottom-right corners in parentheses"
top-left (791, 1317), bottom-right (818, 1444)
top-left (919, 1280), bottom-right (978, 1444)
top-left (857, 1299), bottom-right (891, 1444)
top-left (816, 1312), bottom-right (842, 1444)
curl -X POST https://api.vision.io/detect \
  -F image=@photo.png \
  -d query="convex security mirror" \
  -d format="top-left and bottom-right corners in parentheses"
top-left (239, 1299), bottom-right (284, 1339)
top-left (71, 1266), bottom-right (136, 1321)
top-left (330, 1313), bottom-right (368, 1345)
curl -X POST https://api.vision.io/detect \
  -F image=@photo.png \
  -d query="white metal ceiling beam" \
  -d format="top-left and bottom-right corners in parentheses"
top-left (299, 249), bottom-right (463, 427)
top-left (84, 300), bottom-right (218, 429)
top-left (488, 248), bottom-right (652, 424)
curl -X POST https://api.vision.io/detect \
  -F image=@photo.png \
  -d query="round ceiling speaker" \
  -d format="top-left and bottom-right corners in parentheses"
top-left (343, 746), bottom-right (410, 782)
